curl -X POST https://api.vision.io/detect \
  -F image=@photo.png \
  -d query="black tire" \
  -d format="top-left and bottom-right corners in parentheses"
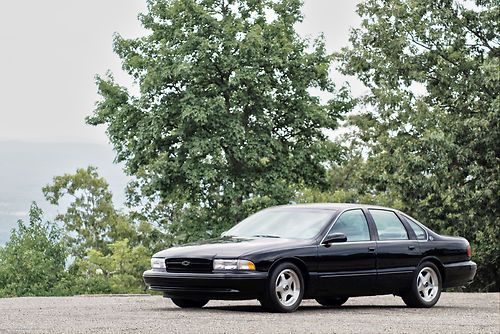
top-left (402, 261), bottom-right (442, 308)
top-left (315, 296), bottom-right (349, 307)
top-left (171, 298), bottom-right (209, 308)
top-left (259, 262), bottom-right (305, 313)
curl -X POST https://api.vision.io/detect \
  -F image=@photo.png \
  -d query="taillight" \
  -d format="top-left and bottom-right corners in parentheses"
top-left (466, 244), bottom-right (472, 258)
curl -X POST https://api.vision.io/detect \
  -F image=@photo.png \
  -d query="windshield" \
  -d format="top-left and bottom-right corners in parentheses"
top-left (224, 208), bottom-right (336, 239)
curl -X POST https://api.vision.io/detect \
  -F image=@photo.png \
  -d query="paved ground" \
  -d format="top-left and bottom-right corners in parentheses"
top-left (0, 293), bottom-right (498, 334)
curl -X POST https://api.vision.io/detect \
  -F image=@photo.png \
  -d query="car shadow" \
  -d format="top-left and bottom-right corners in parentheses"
top-left (152, 303), bottom-right (459, 313)
top-left (206, 304), bottom-right (408, 313)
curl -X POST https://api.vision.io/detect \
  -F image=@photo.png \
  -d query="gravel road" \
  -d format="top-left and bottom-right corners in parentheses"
top-left (0, 293), bottom-right (498, 334)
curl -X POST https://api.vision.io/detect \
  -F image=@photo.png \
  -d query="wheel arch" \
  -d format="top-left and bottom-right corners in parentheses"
top-left (418, 256), bottom-right (446, 283)
top-left (268, 257), bottom-right (310, 290)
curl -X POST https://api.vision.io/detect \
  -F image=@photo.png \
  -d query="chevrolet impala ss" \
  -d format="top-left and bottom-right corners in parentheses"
top-left (143, 204), bottom-right (476, 312)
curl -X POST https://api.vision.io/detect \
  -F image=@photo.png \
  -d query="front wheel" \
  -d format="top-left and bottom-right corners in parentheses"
top-left (402, 262), bottom-right (442, 308)
top-left (259, 262), bottom-right (304, 312)
top-left (316, 296), bottom-right (349, 307)
top-left (171, 298), bottom-right (209, 308)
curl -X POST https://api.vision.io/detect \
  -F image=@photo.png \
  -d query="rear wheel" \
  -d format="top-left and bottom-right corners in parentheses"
top-left (259, 262), bottom-right (304, 312)
top-left (171, 298), bottom-right (209, 308)
top-left (315, 296), bottom-right (349, 307)
top-left (402, 262), bottom-right (442, 308)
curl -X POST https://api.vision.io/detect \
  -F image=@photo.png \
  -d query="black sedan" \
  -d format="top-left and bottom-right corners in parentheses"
top-left (143, 204), bottom-right (476, 312)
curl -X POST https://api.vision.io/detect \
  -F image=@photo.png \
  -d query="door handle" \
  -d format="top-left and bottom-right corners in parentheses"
top-left (408, 245), bottom-right (415, 250)
top-left (368, 246), bottom-right (376, 252)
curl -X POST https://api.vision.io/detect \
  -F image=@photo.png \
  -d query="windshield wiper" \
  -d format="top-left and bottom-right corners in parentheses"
top-left (251, 234), bottom-right (281, 238)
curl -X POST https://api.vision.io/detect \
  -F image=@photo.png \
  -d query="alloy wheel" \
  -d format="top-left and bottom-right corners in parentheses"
top-left (417, 266), bottom-right (439, 302)
top-left (275, 268), bottom-right (301, 307)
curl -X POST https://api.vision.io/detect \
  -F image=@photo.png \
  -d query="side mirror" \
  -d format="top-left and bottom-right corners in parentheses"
top-left (322, 233), bottom-right (347, 245)
top-left (220, 231), bottom-right (228, 237)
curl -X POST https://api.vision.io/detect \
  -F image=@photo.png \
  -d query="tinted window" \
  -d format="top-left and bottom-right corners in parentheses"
top-left (328, 209), bottom-right (370, 242)
top-left (370, 210), bottom-right (408, 240)
top-left (225, 209), bottom-right (335, 239)
top-left (403, 216), bottom-right (427, 240)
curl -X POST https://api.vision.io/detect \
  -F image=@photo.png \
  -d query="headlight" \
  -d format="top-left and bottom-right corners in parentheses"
top-left (151, 257), bottom-right (166, 269)
top-left (213, 259), bottom-right (256, 271)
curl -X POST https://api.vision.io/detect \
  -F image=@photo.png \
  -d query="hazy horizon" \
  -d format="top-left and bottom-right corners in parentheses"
top-left (0, 0), bottom-right (363, 244)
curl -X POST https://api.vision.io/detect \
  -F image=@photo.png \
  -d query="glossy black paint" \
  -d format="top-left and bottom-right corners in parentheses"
top-left (316, 240), bottom-right (377, 296)
top-left (143, 203), bottom-right (477, 300)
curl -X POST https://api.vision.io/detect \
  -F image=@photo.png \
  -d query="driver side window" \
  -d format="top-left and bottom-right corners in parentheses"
top-left (327, 209), bottom-right (370, 242)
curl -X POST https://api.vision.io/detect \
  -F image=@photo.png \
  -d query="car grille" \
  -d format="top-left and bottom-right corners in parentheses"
top-left (165, 258), bottom-right (213, 273)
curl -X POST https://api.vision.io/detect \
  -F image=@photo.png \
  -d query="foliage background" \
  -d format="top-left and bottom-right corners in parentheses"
top-left (0, 0), bottom-right (497, 295)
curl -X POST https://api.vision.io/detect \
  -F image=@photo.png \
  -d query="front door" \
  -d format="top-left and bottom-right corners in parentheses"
top-left (316, 209), bottom-right (377, 296)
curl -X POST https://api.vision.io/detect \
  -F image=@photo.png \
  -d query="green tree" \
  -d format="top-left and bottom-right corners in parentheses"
top-left (71, 239), bottom-right (150, 294)
top-left (0, 203), bottom-right (67, 297)
top-left (42, 167), bottom-right (164, 295)
top-left (43, 166), bottom-right (131, 257)
top-left (294, 146), bottom-right (404, 208)
top-left (43, 166), bottom-right (164, 257)
top-left (337, 0), bottom-right (499, 291)
top-left (87, 0), bottom-right (347, 242)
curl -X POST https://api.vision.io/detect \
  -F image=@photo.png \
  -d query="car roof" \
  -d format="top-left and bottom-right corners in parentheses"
top-left (270, 203), bottom-right (397, 212)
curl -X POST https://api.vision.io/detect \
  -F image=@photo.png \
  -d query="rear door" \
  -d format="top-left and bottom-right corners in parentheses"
top-left (367, 209), bottom-right (422, 294)
top-left (316, 209), bottom-right (377, 296)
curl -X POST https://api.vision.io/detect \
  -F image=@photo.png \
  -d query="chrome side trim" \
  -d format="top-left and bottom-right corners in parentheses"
top-left (332, 240), bottom-right (374, 244)
top-left (318, 207), bottom-right (431, 245)
top-left (377, 270), bottom-right (414, 275)
top-left (318, 268), bottom-right (414, 278)
top-left (376, 240), bottom-right (418, 243)
top-left (319, 271), bottom-right (376, 278)
top-left (318, 239), bottom-right (428, 247)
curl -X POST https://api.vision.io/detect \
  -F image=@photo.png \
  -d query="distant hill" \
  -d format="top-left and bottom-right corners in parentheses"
top-left (0, 141), bottom-right (129, 245)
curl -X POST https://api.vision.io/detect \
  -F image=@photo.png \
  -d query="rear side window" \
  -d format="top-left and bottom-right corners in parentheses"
top-left (370, 210), bottom-right (408, 240)
top-left (403, 216), bottom-right (427, 240)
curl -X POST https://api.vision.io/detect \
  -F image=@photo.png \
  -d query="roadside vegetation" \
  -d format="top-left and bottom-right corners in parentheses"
top-left (0, 0), bottom-right (497, 296)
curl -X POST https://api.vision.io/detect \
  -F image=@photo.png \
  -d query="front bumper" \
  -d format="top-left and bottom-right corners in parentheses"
top-left (143, 270), bottom-right (268, 300)
top-left (443, 260), bottom-right (477, 288)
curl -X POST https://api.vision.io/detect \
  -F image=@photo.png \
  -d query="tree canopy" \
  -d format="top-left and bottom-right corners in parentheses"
top-left (87, 0), bottom-right (347, 241)
top-left (0, 203), bottom-right (67, 297)
top-left (41, 167), bottom-right (155, 294)
top-left (336, 0), bottom-right (499, 291)
top-left (42, 166), bottom-right (134, 256)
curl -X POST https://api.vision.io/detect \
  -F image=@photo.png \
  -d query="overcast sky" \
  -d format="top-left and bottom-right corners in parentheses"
top-left (0, 0), bottom-right (362, 145)
top-left (0, 1), bottom-right (364, 243)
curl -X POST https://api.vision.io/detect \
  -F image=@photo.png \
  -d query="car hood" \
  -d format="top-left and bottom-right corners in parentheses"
top-left (153, 237), bottom-right (312, 259)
